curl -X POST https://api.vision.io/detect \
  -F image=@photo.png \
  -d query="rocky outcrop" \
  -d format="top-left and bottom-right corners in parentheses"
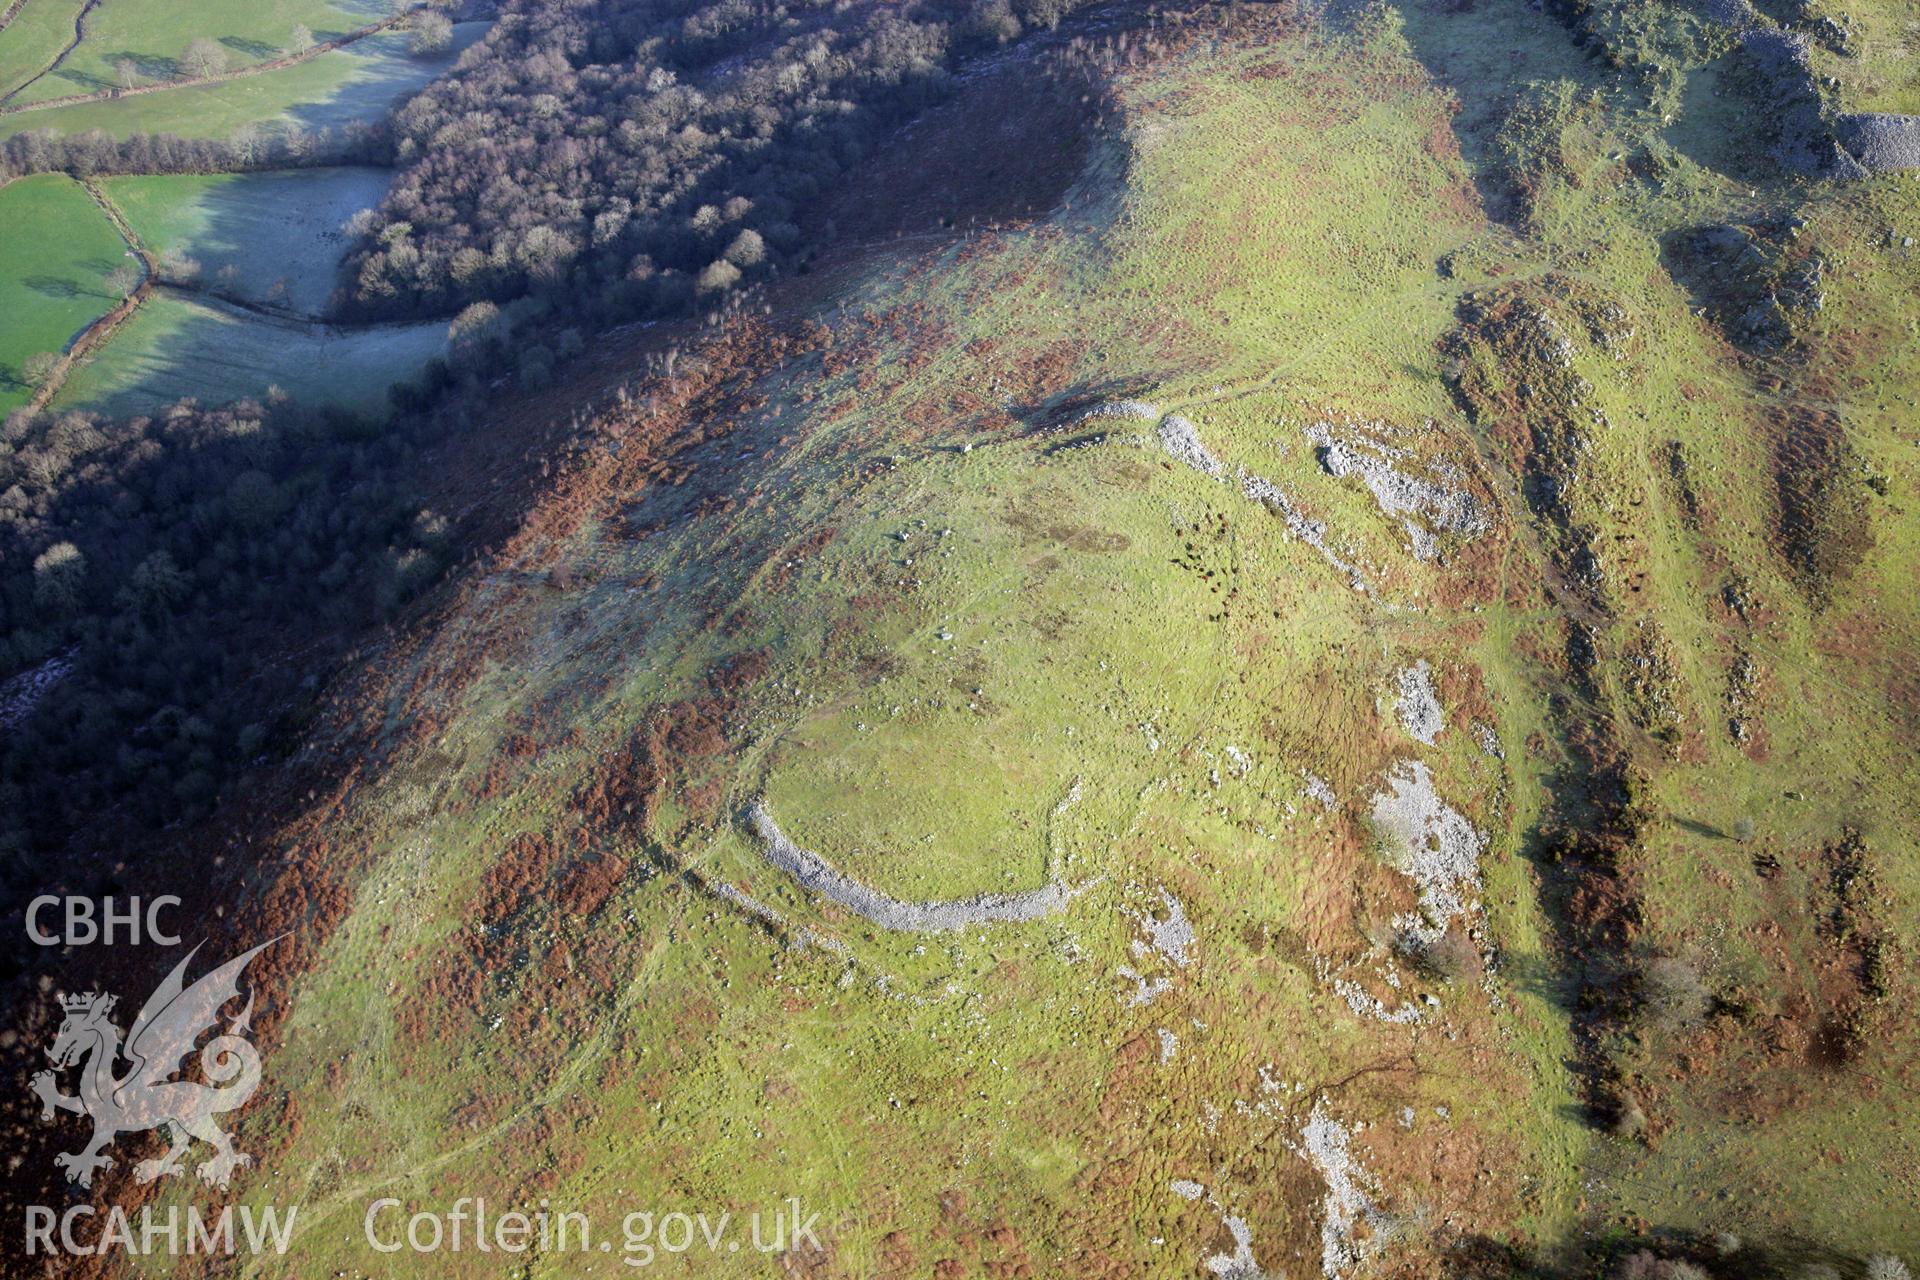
top-left (1834, 112), bottom-right (1920, 174)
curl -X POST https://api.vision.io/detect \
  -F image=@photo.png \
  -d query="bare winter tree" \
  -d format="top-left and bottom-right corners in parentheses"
top-left (180, 37), bottom-right (229, 79)
top-left (21, 352), bottom-right (59, 386)
top-left (409, 12), bottom-right (453, 57)
top-left (229, 122), bottom-right (262, 167)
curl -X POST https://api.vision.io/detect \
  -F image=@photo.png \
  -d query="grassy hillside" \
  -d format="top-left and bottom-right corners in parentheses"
top-left (1821, 0), bottom-right (1920, 115)
top-left (5, 0), bottom-right (1914, 1276)
top-left (51, 2), bottom-right (1898, 1276)
top-left (0, 172), bottom-right (128, 410)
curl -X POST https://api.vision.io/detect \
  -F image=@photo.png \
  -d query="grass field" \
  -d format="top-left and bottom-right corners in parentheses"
top-left (1817, 0), bottom-right (1920, 116)
top-left (100, 166), bottom-right (388, 315)
top-left (0, 21), bottom-right (485, 140)
top-left (0, 173), bottom-right (130, 412)
top-left (0, 0), bottom-right (387, 107)
top-left (0, 0), bottom-right (89, 100)
top-left (50, 290), bottom-right (446, 416)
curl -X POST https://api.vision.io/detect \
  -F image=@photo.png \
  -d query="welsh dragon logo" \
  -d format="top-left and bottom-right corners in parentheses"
top-left (31, 939), bottom-right (281, 1190)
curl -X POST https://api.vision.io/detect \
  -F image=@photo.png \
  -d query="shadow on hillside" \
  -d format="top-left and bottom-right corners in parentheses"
top-left (1434, 1223), bottom-right (1866, 1279)
top-left (275, 20), bottom-right (489, 135)
top-left (1010, 374), bottom-right (1175, 435)
top-left (795, 0), bottom-right (1129, 249)
top-left (1487, 947), bottom-right (1576, 1006)
top-left (58, 290), bottom-right (448, 419)
top-left (1383, 0), bottom-right (1613, 225)
top-left (56, 163), bottom-right (428, 417)
top-left (126, 166), bottom-right (391, 316)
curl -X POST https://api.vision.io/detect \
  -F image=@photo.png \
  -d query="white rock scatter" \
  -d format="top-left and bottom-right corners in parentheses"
top-left (707, 878), bottom-right (851, 956)
top-left (1304, 420), bottom-right (1487, 560)
top-left (1075, 399), bottom-right (1161, 425)
top-left (1048, 402), bottom-right (1160, 453)
top-left (1117, 967), bottom-right (1172, 1006)
top-left (1301, 770), bottom-right (1338, 811)
top-left (1205, 1215), bottom-right (1262, 1279)
top-left (749, 801), bottom-right (1079, 931)
top-left (1473, 721), bottom-right (1504, 760)
top-left (1116, 888), bottom-right (1194, 1005)
top-left (0, 651), bottom-right (74, 731)
top-left (1158, 413), bottom-right (1226, 478)
top-left (1157, 1027), bottom-right (1180, 1063)
top-left (1167, 1181), bottom-right (1267, 1279)
top-left (1133, 887), bottom-right (1196, 968)
top-left (1239, 469), bottom-right (1368, 592)
top-left (1699, 0), bottom-right (1757, 28)
top-left (1299, 1102), bottom-right (1393, 1279)
top-left (1368, 761), bottom-right (1486, 944)
top-left (1062, 404), bottom-right (1371, 592)
top-left (1837, 112), bottom-right (1920, 175)
top-left (1324, 960), bottom-right (1428, 1025)
top-left (1393, 660), bottom-right (1446, 745)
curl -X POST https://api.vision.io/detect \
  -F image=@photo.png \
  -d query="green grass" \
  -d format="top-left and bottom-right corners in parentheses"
top-left (211, 29), bottom-right (1614, 1277)
top-left (69, 2), bottom-right (1917, 1274)
top-left (50, 289), bottom-right (445, 415)
top-left (0, 21), bottom-right (485, 139)
top-left (0, 172), bottom-right (129, 411)
top-left (1817, 0), bottom-right (1920, 115)
top-left (2, 0), bottom-right (387, 107)
top-left (100, 166), bottom-right (387, 315)
top-left (1389, 0), bottom-right (1920, 1254)
top-left (0, 0), bottom-right (90, 100)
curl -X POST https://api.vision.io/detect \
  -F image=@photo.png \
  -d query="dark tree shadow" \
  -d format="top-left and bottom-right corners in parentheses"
top-left (48, 65), bottom-right (113, 93)
top-left (221, 36), bottom-right (281, 60)
top-left (104, 51), bottom-right (184, 81)
top-left (24, 275), bottom-right (90, 300)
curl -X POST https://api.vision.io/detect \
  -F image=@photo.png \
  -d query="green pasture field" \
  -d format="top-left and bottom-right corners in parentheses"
top-left (0, 172), bottom-right (128, 411)
top-left (0, 21), bottom-right (485, 140)
top-left (0, 0), bottom-right (386, 107)
top-left (0, 0), bottom-right (89, 100)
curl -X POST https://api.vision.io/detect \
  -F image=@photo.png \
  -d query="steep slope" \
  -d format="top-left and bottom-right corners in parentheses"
top-left (15, 0), bottom-right (1918, 1275)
